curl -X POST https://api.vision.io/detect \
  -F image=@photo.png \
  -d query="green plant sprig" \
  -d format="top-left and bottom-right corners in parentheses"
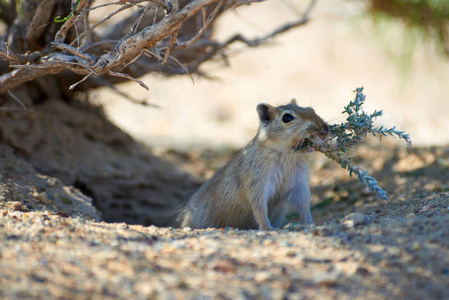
top-left (54, 0), bottom-right (80, 23)
top-left (316, 87), bottom-right (411, 201)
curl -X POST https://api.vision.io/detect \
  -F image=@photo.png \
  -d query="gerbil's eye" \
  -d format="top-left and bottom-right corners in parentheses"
top-left (282, 113), bottom-right (294, 123)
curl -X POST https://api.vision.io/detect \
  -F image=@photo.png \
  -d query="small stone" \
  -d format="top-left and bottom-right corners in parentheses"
top-left (11, 201), bottom-right (23, 212)
top-left (182, 227), bottom-right (192, 232)
top-left (39, 192), bottom-right (50, 205)
top-left (405, 218), bottom-right (416, 226)
top-left (285, 224), bottom-right (307, 231)
top-left (347, 212), bottom-right (366, 226)
top-left (309, 226), bottom-right (332, 236)
top-left (355, 267), bottom-right (370, 276)
top-left (279, 241), bottom-right (292, 247)
top-left (284, 223), bottom-right (294, 230)
top-left (55, 212), bottom-right (72, 218)
top-left (210, 259), bottom-right (237, 273)
top-left (263, 239), bottom-right (272, 246)
top-left (313, 273), bottom-right (339, 286)
top-left (34, 185), bottom-right (46, 193)
top-left (46, 177), bottom-right (58, 187)
top-left (406, 213), bottom-right (416, 219)
top-left (322, 227), bottom-right (334, 236)
top-left (412, 242), bottom-right (420, 251)
top-left (135, 283), bottom-right (156, 297)
top-left (254, 271), bottom-right (271, 283)
top-left (310, 228), bottom-right (320, 236)
top-left (342, 219), bottom-right (355, 228)
top-left (379, 259), bottom-right (390, 267)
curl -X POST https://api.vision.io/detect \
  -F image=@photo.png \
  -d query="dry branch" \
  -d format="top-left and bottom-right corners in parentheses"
top-left (0, 0), bottom-right (317, 96)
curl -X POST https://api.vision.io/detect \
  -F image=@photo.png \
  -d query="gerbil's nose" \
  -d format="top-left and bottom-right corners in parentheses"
top-left (323, 123), bottom-right (330, 136)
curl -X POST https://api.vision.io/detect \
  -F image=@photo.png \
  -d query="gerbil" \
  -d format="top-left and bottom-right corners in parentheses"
top-left (180, 99), bottom-right (330, 230)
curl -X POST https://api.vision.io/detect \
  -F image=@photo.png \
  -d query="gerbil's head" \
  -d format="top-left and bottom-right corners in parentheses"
top-left (256, 99), bottom-right (330, 152)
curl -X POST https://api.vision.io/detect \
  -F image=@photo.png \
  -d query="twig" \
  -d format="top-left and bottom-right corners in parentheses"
top-left (80, 39), bottom-right (119, 52)
top-left (145, 48), bottom-right (164, 61)
top-left (262, 0), bottom-right (316, 40)
top-left (227, 0), bottom-right (316, 47)
top-left (0, 43), bottom-right (41, 63)
top-left (131, 2), bottom-right (154, 34)
top-left (95, 76), bottom-right (160, 108)
top-left (108, 70), bottom-right (149, 90)
top-left (92, 0), bottom-right (218, 73)
top-left (153, 6), bottom-right (159, 25)
top-left (6, 90), bottom-right (28, 110)
top-left (112, 0), bottom-right (171, 13)
top-left (143, 49), bottom-right (195, 78)
top-left (174, 0), bottom-right (223, 50)
top-left (54, 0), bottom-right (89, 43)
top-left (121, 50), bottom-right (145, 71)
top-left (0, 67), bottom-right (64, 94)
top-left (69, 72), bottom-right (93, 90)
top-left (82, 1), bottom-right (92, 46)
top-left (166, 54), bottom-right (195, 84)
top-left (88, 1), bottom-right (122, 11)
top-left (71, 4), bottom-right (133, 47)
top-left (162, 28), bottom-right (179, 64)
top-left (12, 60), bottom-right (99, 76)
top-left (172, 0), bottom-right (179, 13)
top-left (52, 42), bottom-right (96, 64)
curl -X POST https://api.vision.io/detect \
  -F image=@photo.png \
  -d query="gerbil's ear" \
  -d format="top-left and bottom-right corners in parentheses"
top-left (290, 98), bottom-right (298, 106)
top-left (257, 103), bottom-right (276, 124)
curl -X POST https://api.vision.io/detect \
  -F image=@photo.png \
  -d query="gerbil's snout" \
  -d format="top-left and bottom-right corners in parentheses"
top-left (323, 123), bottom-right (330, 135)
top-left (320, 122), bottom-right (330, 140)
top-left (293, 121), bottom-right (330, 152)
top-left (311, 122), bottom-right (330, 145)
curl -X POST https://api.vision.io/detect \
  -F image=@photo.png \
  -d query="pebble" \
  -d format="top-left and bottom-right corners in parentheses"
top-left (11, 202), bottom-right (23, 212)
top-left (348, 212), bottom-right (366, 225)
top-left (182, 227), bottom-right (192, 232)
top-left (210, 259), bottom-right (237, 273)
top-left (310, 226), bottom-right (333, 237)
top-left (343, 212), bottom-right (368, 228)
top-left (355, 267), bottom-right (370, 276)
top-left (406, 213), bottom-right (416, 218)
top-left (313, 273), bottom-right (339, 286)
top-left (412, 242), bottom-right (420, 251)
top-left (263, 239), bottom-right (272, 246)
top-left (279, 241), bottom-right (292, 247)
top-left (283, 223), bottom-right (307, 231)
top-left (254, 272), bottom-right (271, 283)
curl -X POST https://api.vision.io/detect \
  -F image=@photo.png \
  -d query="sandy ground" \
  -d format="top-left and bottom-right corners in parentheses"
top-left (1, 143), bottom-right (449, 299)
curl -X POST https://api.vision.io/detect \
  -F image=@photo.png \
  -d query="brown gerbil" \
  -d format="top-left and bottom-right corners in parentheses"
top-left (180, 99), bottom-right (330, 230)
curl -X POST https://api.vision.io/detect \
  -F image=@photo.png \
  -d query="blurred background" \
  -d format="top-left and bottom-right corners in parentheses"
top-left (94, 0), bottom-right (449, 151)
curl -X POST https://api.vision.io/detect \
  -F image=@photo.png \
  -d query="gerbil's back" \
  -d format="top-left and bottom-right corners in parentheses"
top-left (180, 154), bottom-right (260, 229)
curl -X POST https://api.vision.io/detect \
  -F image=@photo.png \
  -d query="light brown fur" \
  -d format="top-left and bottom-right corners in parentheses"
top-left (180, 99), bottom-right (330, 230)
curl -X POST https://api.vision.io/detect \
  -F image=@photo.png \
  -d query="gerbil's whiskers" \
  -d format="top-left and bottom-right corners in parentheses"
top-left (292, 127), bottom-right (311, 151)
